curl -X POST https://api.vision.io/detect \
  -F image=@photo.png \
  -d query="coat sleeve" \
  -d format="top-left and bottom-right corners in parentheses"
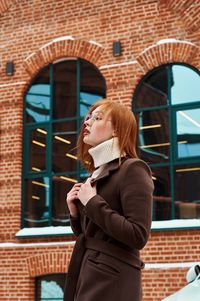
top-left (85, 160), bottom-right (154, 250)
top-left (70, 215), bottom-right (82, 237)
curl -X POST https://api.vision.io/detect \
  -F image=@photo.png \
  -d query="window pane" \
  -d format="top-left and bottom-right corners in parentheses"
top-left (36, 274), bottom-right (66, 301)
top-left (25, 67), bottom-right (50, 123)
top-left (136, 109), bottom-right (170, 164)
top-left (24, 177), bottom-right (50, 227)
top-left (53, 60), bottom-right (77, 119)
top-left (152, 166), bottom-right (171, 221)
top-left (171, 65), bottom-right (200, 104)
top-left (52, 176), bottom-right (75, 226)
top-left (29, 127), bottom-right (47, 173)
top-left (175, 164), bottom-right (200, 219)
top-left (52, 121), bottom-right (77, 173)
top-left (176, 108), bottom-right (200, 158)
top-left (133, 66), bottom-right (169, 109)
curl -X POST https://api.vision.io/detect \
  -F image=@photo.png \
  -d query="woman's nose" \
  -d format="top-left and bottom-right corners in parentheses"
top-left (84, 118), bottom-right (92, 127)
top-left (84, 118), bottom-right (88, 125)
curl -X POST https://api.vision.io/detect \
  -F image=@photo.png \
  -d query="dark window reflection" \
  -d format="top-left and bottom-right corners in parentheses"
top-left (175, 164), bottom-right (200, 219)
top-left (36, 273), bottom-right (66, 301)
top-left (24, 177), bottom-right (50, 227)
top-left (52, 121), bottom-right (77, 173)
top-left (151, 166), bottom-right (171, 220)
top-left (133, 66), bottom-right (169, 109)
top-left (135, 109), bottom-right (169, 164)
top-left (52, 176), bottom-right (75, 226)
top-left (28, 127), bottom-right (47, 173)
top-left (53, 60), bottom-right (77, 119)
top-left (80, 60), bottom-right (106, 117)
top-left (25, 66), bottom-right (50, 123)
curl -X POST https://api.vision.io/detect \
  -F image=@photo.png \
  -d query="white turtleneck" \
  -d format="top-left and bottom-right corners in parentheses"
top-left (88, 137), bottom-right (124, 178)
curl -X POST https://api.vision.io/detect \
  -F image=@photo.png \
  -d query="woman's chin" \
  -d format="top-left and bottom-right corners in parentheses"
top-left (83, 136), bottom-right (93, 146)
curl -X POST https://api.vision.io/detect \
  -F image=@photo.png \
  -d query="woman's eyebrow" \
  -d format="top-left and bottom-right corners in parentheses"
top-left (93, 110), bottom-right (103, 115)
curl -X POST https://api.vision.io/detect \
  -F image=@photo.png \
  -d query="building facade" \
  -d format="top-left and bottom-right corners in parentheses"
top-left (0, 0), bottom-right (200, 300)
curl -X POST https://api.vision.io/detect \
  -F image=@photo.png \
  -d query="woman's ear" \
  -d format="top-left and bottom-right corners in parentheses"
top-left (112, 130), bottom-right (117, 137)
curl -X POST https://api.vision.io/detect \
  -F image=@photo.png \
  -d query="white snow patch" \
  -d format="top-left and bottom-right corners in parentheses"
top-left (157, 38), bottom-right (194, 46)
top-left (152, 219), bottom-right (200, 230)
top-left (53, 36), bottom-right (75, 43)
top-left (40, 36), bottom-right (75, 50)
top-left (100, 60), bottom-right (137, 70)
top-left (15, 226), bottom-right (73, 237)
top-left (145, 262), bottom-right (200, 269)
top-left (0, 241), bottom-right (75, 248)
top-left (141, 39), bottom-right (195, 55)
top-left (89, 40), bottom-right (102, 47)
top-left (25, 52), bottom-right (36, 60)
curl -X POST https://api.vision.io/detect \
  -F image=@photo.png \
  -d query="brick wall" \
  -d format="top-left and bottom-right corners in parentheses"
top-left (0, 0), bottom-right (200, 300)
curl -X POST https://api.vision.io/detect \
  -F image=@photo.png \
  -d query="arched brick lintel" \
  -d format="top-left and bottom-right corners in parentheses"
top-left (23, 37), bottom-right (104, 79)
top-left (26, 250), bottom-right (73, 277)
top-left (136, 40), bottom-right (199, 74)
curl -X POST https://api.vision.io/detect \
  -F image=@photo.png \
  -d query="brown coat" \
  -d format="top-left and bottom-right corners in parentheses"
top-left (64, 157), bottom-right (154, 301)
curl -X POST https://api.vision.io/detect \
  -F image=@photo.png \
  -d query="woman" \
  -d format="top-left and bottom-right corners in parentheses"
top-left (64, 99), bottom-right (154, 301)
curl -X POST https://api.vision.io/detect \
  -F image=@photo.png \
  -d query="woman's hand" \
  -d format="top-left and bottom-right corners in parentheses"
top-left (77, 178), bottom-right (97, 206)
top-left (66, 183), bottom-right (82, 218)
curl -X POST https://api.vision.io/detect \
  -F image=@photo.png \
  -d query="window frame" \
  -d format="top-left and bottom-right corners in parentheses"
top-left (21, 58), bottom-right (106, 232)
top-left (133, 63), bottom-right (200, 228)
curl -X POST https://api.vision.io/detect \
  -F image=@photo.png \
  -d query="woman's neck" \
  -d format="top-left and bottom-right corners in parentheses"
top-left (88, 137), bottom-right (123, 168)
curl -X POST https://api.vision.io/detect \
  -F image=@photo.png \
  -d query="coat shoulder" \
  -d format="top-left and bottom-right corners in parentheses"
top-left (121, 157), bottom-right (152, 175)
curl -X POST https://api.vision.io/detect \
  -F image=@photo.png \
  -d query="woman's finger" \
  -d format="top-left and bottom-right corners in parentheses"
top-left (67, 191), bottom-right (79, 201)
top-left (73, 183), bottom-right (83, 188)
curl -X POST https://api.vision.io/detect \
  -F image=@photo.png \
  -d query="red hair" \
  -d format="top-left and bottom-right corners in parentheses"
top-left (77, 99), bottom-right (138, 172)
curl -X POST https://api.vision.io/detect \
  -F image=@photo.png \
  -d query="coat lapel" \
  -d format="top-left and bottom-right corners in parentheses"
top-left (84, 158), bottom-right (128, 235)
top-left (83, 159), bottom-right (122, 235)
top-left (90, 158), bottom-right (123, 185)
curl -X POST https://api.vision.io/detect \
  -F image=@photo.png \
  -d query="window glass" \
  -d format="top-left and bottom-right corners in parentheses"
top-left (134, 64), bottom-right (200, 110)
top-left (171, 65), bottom-right (200, 104)
top-left (25, 67), bottom-right (50, 123)
top-left (53, 60), bottom-right (77, 119)
top-left (151, 166), bottom-right (171, 220)
top-left (28, 127), bottom-right (47, 173)
top-left (133, 65), bottom-right (169, 109)
top-left (52, 121), bottom-right (77, 173)
top-left (135, 108), bottom-right (170, 164)
top-left (174, 164), bottom-right (200, 219)
top-left (176, 108), bottom-right (200, 158)
top-left (52, 176), bottom-right (76, 226)
top-left (36, 274), bottom-right (66, 301)
top-left (23, 59), bottom-right (106, 228)
top-left (24, 177), bottom-right (50, 227)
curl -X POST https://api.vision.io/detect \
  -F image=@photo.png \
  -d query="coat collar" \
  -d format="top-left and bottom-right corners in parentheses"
top-left (90, 157), bottom-right (126, 184)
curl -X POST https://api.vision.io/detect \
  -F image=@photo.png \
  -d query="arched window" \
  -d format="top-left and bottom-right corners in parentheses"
top-left (22, 58), bottom-right (106, 228)
top-left (36, 273), bottom-right (66, 301)
top-left (133, 63), bottom-right (200, 221)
